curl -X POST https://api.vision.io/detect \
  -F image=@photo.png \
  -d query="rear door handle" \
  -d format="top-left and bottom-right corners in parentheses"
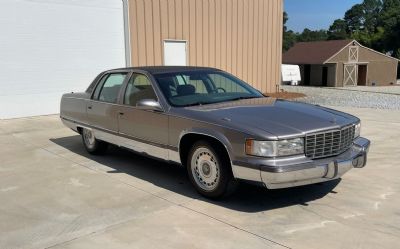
top-left (119, 112), bottom-right (124, 116)
top-left (87, 105), bottom-right (92, 110)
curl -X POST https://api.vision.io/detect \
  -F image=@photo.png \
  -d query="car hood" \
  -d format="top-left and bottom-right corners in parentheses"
top-left (176, 98), bottom-right (359, 139)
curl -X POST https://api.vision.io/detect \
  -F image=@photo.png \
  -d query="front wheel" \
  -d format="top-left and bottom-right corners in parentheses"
top-left (187, 141), bottom-right (236, 199)
top-left (81, 128), bottom-right (108, 155)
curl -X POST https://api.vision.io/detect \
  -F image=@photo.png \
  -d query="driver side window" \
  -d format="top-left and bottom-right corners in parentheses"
top-left (124, 74), bottom-right (157, 106)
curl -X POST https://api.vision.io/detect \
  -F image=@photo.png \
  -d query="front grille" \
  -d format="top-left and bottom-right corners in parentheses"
top-left (305, 125), bottom-right (355, 159)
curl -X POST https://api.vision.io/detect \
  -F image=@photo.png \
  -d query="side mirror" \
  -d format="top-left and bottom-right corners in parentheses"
top-left (136, 99), bottom-right (163, 112)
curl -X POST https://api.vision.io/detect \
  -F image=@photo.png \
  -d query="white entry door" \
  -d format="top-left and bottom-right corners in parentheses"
top-left (163, 40), bottom-right (187, 66)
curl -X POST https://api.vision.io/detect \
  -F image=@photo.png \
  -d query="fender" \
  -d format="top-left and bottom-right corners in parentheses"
top-left (178, 127), bottom-right (234, 165)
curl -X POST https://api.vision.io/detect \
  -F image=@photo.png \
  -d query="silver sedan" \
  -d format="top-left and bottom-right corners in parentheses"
top-left (60, 66), bottom-right (370, 199)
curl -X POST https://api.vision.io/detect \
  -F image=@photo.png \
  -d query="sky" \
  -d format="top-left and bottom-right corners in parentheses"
top-left (284, 0), bottom-right (363, 32)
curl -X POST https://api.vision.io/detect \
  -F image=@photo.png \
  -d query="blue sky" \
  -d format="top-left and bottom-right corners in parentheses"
top-left (284, 0), bottom-right (363, 32)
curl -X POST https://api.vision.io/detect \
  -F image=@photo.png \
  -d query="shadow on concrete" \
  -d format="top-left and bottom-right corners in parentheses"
top-left (51, 135), bottom-right (340, 213)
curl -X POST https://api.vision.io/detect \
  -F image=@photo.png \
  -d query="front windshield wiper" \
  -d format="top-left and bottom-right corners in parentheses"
top-left (229, 96), bottom-right (261, 101)
top-left (183, 96), bottom-right (262, 107)
top-left (184, 101), bottom-right (212, 107)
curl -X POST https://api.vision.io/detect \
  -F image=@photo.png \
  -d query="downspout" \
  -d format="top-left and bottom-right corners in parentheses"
top-left (122, 0), bottom-right (131, 67)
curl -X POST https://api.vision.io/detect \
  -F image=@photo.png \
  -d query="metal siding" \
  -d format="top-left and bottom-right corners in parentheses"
top-left (209, 0), bottom-right (216, 68)
top-left (266, 0), bottom-right (273, 93)
top-left (128, 0), bottom-right (283, 92)
top-left (242, 0), bottom-right (249, 83)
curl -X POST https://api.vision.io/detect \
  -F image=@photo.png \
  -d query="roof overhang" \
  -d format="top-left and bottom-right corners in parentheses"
top-left (323, 40), bottom-right (400, 64)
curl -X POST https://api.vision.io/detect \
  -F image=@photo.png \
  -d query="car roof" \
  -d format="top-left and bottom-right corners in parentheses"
top-left (107, 66), bottom-right (222, 75)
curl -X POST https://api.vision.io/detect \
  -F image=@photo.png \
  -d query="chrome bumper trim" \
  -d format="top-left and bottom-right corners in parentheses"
top-left (232, 137), bottom-right (370, 189)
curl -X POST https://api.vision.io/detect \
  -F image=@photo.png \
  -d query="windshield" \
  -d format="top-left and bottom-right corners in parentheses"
top-left (153, 70), bottom-right (264, 107)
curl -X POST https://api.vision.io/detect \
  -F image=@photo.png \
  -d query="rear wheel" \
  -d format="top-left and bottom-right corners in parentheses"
top-left (81, 128), bottom-right (108, 154)
top-left (187, 141), bottom-right (235, 199)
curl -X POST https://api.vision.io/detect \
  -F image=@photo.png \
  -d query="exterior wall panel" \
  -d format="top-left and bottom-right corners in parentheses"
top-left (128, 0), bottom-right (283, 93)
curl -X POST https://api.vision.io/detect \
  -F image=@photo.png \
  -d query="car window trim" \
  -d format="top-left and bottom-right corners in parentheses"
top-left (91, 72), bottom-right (129, 104)
top-left (120, 72), bottom-right (161, 109)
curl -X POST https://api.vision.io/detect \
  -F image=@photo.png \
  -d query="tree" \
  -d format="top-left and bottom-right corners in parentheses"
top-left (344, 4), bottom-right (365, 33)
top-left (297, 28), bottom-right (328, 42)
top-left (362, 0), bottom-right (383, 33)
top-left (282, 11), bottom-right (297, 51)
top-left (328, 19), bottom-right (349, 40)
top-left (379, 0), bottom-right (400, 56)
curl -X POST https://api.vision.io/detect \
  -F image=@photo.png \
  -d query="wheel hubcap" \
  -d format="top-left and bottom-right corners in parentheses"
top-left (191, 148), bottom-right (220, 191)
top-left (83, 129), bottom-right (95, 148)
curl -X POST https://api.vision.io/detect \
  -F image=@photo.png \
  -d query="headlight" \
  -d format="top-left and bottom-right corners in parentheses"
top-left (354, 122), bottom-right (361, 138)
top-left (245, 138), bottom-right (304, 157)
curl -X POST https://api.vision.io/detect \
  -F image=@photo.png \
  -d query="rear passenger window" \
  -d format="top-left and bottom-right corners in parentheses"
top-left (94, 73), bottom-right (127, 103)
top-left (124, 74), bottom-right (157, 106)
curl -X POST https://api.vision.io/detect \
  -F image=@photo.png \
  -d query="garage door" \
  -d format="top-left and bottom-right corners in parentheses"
top-left (0, 0), bottom-right (126, 119)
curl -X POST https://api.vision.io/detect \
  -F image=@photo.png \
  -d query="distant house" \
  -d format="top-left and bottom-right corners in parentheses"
top-left (283, 40), bottom-right (399, 87)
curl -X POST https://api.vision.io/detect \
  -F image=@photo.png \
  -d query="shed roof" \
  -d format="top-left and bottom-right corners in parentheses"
top-left (283, 40), bottom-right (353, 65)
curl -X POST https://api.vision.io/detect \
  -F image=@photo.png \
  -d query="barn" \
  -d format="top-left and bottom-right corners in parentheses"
top-left (283, 40), bottom-right (399, 87)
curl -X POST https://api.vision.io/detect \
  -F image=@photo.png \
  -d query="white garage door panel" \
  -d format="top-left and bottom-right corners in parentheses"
top-left (0, 0), bottom-right (125, 119)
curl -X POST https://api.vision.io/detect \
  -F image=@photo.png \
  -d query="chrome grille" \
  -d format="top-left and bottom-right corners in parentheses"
top-left (305, 126), bottom-right (355, 159)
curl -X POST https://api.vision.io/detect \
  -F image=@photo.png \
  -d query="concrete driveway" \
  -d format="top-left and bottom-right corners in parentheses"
top-left (0, 107), bottom-right (399, 249)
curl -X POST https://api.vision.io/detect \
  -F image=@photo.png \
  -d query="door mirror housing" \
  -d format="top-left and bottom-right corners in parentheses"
top-left (136, 99), bottom-right (163, 111)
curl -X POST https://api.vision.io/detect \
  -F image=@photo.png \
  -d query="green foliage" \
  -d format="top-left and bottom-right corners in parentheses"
top-left (283, 11), bottom-right (297, 51)
top-left (283, 30), bottom-right (297, 52)
top-left (283, 0), bottom-right (400, 58)
top-left (328, 19), bottom-right (349, 40)
top-left (344, 4), bottom-right (365, 33)
top-left (297, 29), bottom-right (328, 42)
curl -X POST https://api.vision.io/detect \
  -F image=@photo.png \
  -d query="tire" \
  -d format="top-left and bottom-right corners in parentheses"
top-left (81, 128), bottom-right (108, 155)
top-left (187, 140), bottom-right (236, 199)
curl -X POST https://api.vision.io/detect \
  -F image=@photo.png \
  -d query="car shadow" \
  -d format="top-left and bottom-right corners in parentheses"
top-left (50, 135), bottom-right (341, 213)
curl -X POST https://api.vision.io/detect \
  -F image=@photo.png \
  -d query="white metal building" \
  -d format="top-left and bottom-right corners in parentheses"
top-left (0, 0), bottom-right (126, 119)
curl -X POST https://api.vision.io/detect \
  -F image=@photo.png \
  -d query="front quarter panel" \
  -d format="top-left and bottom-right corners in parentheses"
top-left (169, 114), bottom-right (254, 179)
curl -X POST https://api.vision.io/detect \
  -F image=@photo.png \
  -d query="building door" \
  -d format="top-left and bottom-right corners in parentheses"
top-left (357, 65), bottom-right (367, 86)
top-left (163, 40), bottom-right (187, 66)
top-left (343, 64), bottom-right (357, 86)
top-left (304, 65), bottom-right (311, 85)
top-left (322, 67), bottom-right (328, 86)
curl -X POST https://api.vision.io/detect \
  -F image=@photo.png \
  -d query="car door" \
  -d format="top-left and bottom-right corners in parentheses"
top-left (118, 73), bottom-right (169, 158)
top-left (87, 72), bottom-right (128, 139)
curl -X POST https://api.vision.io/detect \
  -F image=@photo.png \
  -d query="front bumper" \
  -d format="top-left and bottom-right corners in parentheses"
top-left (232, 137), bottom-right (370, 189)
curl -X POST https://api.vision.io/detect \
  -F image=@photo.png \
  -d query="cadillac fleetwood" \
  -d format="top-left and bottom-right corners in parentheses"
top-left (60, 67), bottom-right (370, 198)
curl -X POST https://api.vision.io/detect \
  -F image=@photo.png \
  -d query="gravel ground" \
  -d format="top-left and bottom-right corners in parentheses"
top-left (281, 85), bottom-right (400, 110)
top-left (329, 85), bottom-right (400, 95)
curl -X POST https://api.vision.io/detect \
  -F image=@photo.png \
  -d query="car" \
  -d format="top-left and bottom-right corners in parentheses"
top-left (60, 66), bottom-right (370, 199)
